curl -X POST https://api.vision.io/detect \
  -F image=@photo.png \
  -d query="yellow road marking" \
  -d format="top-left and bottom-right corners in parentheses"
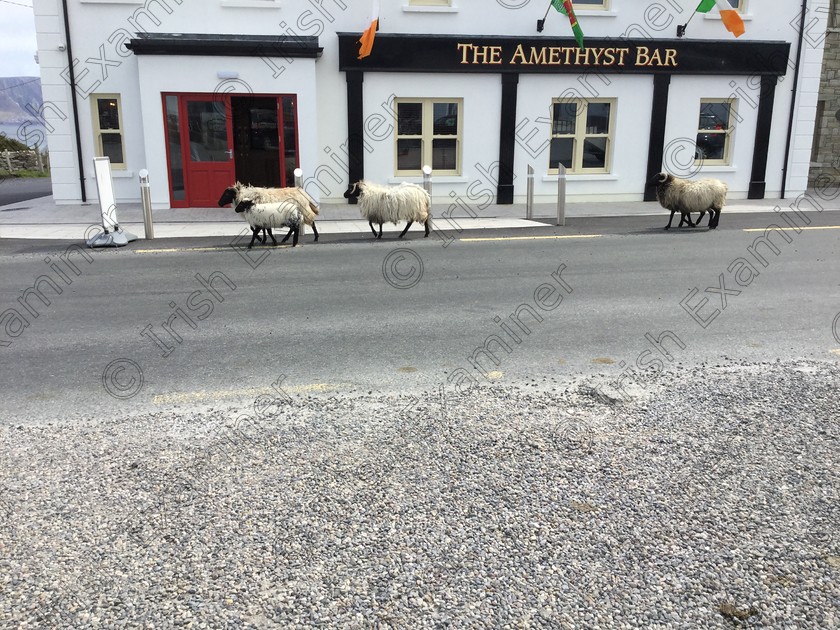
top-left (135, 246), bottom-right (233, 254)
top-left (831, 349), bottom-right (840, 357)
top-left (484, 370), bottom-right (504, 380)
top-left (742, 226), bottom-right (840, 232)
top-left (152, 383), bottom-right (340, 406)
top-left (460, 234), bottom-right (601, 242)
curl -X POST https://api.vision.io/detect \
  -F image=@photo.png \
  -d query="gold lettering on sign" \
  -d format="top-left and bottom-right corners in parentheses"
top-left (458, 43), bottom-right (676, 68)
top-left (511, 44), bottom-right (527, 65)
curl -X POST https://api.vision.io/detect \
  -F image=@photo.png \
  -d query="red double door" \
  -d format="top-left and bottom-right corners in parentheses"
top-left (163, 93), bottom-right (300, 208)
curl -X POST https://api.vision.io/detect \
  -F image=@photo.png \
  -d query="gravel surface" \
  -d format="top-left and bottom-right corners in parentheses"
top-left (1, 360), bottom-right (838, 628)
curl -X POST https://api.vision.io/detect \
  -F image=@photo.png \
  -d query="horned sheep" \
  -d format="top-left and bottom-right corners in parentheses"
top-left (233, 198), bottom-right (303, 248)
top-left (218, 182), bottom-right (319, 243)
top-left (651, 172), bottom-right (727, 230)
top-left (344, 181), bottom-right (431, 239)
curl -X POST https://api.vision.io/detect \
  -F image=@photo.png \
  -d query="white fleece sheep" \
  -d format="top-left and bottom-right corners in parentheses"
top-left (344, 181), bottom-right (431, 239)
top-left (219, 182), bottom-right (319, 242)
top-left (651, 172), bottom-right (727, 230)
top-left (234, 198), bottom-right (303, 248)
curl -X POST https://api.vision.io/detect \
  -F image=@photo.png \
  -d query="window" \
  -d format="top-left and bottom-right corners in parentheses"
top-left (549, 99), bottom-right (615, 173)
top-left (695, 99), bottom-right (736, 165)
top-left (395, 99), bottom-right (462, 175)
top-left (91, 94), bottom-right (125, 169)
top-left (571, 0), bottom-right (609, 8)
top-left (726, 0), bottom-right (746, 10)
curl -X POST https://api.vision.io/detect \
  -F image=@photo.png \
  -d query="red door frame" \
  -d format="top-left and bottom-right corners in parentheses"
top-left (162, 93), bottom-right (300, 208)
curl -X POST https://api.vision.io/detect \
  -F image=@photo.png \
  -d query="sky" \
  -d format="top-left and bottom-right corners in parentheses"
top-left (0, 1), bottom-right (40, 78)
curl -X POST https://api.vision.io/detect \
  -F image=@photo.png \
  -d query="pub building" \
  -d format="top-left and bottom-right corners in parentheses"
top-left (33, 1), bottom-right (824, 209)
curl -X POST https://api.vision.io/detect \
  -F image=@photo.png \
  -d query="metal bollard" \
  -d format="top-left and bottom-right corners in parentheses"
top-left (556, 164), bottom-right (566, 226)
top-left (526, 165), bottom-right (534, 220)
top-left (293, 167), bottom-right (306, 238)
top-left (422, 165), bottom-right (433, 227)
top-left (139, 169), bottom-right (154, 239)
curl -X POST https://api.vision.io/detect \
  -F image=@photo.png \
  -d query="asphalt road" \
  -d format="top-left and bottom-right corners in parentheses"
top-left (1, 211), bottom-right (838, 422)
top-left (0, 175), bottom-right (52, 207)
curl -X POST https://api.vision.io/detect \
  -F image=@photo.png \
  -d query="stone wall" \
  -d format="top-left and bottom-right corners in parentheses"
top-left (0, 149), bottom-right (49, 173)
top-left (809, 1), bottom-right (840, 184)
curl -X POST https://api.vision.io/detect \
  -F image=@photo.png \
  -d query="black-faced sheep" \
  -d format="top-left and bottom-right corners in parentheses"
top-left (650, 172), bottom-right (727, 230)
top-left (344, 181), bottom-right (431, 239)
top-left (234, 198), bottom-right (303, 248)
top-left (218, 182), bottom-right (319, 243)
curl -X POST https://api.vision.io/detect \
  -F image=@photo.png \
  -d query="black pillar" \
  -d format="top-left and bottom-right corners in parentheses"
top-left (644, 73), bottom-right (672, 202)
top-left (345, 71), bottom-right (364, 203)
top-left (748, 75), bottom-right (778, 199)
top-left (497, 73), bottom-right (519, 205)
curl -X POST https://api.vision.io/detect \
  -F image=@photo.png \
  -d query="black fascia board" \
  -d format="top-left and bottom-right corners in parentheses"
top-left (127, 33), bottom-right (322, 58)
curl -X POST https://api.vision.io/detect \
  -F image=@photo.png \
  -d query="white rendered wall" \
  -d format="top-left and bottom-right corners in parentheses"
top-left (33, 0), bottom-right (827, 206)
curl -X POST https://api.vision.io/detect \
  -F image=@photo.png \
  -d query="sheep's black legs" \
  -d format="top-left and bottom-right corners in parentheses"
top-left (665, 210), bottom-right (677, 230)
top-left (260, 229), bottom-right (268, 243)
top-left (697, 210), bottom-right (707, 226)
top-left (291, 227), bottom-right (299, 247)
top-left (709, 208), bottom-right (721, 229)
top-left (247, 227), bottom-right (261, 249)
top-left (398, 221), bottom-right (413, 239)
top-left (280, 222), bottom-right (317, 244)
top-left (424, 219), bottom-right (430, 237)
top-left (266, 228), bottom-right (277, 246)
top-left (369, 221), bottom-right (378, 238)
top-left (378, 223), bottom-right (383, 239)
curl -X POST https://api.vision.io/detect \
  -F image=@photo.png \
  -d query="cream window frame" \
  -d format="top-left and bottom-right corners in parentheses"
top-left (91, 94), bottom-right (126, 170)
top-left (394, 98), bottom-right (463, 176)
top-left (548, 98), bottom-right (616, 175)
top-left (694, 98), bottom-right (737, 167)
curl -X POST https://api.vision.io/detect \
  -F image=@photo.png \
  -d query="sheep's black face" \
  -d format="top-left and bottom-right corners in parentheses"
top-left (647, 172), bottom-right (671, 187)
top-left (218, 187), bottom-right (236, 207)
top-left (234, 199), bottom-right (254, 213)
top-left (343, 183), bottom-right (360, 199)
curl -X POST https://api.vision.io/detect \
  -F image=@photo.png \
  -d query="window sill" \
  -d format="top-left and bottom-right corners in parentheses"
top-left (389, 175), bottom-right (468, 184)
top-left (693, 165), bottom-right (736, 172)
top-left (402, 5), bottom-right (459, 13)
top-left (80, 0), bottom-right (142, 4)
top-left (543, 174), bottom-right (619, 181)
top-left (221, 0), bottom-right (280, 7)
top-left (703, 13), bottom-right (753, 21)
top-left (568, 10), bottom-right (618, 17)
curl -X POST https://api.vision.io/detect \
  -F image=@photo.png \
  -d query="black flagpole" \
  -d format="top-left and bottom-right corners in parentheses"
top-left (537, 0), bottom-right (553, 32)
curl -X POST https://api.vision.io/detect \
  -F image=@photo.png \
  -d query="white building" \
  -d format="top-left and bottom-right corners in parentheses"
top-left (31, 0), bottom-right (828, 209)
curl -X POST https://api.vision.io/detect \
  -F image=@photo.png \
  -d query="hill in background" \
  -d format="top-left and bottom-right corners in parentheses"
top-left (0, 77), bottom-right (43, 124)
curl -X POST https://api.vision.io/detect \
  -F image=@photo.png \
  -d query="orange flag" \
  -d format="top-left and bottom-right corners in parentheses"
top-left (358, 0), bottom-right (380, 59)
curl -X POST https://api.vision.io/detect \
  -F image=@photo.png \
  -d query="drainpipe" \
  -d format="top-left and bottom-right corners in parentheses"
top-left (61, 0), bottom-right (87, 202)
top-left (781, 0), bottom-right (808, 199)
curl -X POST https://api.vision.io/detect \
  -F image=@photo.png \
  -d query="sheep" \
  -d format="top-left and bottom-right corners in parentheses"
top-left (233, 197), bottom-right (303, 248)
top-left (650, 172), bottom-right (727, 230)
top-left (343, 181), bottom-right (431, 239)
top-left (218, 182), bottom-right (319, 243)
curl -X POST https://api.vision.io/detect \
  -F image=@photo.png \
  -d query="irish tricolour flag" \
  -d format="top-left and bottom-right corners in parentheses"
top-left (696, 0), bottom-right (745, 38)
top-left (550, 0), bottom-right (584, 50)
top-left (358, 0), bottom-right (380, 59)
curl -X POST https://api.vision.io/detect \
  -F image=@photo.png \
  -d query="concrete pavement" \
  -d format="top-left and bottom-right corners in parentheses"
top-left (1, 187), bottom-right (838, 240)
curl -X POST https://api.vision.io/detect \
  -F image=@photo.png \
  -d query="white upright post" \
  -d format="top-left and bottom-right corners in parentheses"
top-left (139, 169), bottom-right (154, 240)
top-left (557, 164), bottom-right (566, 226)
top-left (526, 165), bottom-right (535, 220)
top-left (86, 156), bottom-right (137, 247)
